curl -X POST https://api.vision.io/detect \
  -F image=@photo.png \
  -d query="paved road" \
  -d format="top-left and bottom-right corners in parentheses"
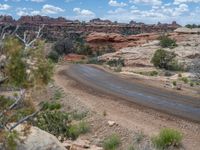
top-left (65, 64), bottom-right (200, 122)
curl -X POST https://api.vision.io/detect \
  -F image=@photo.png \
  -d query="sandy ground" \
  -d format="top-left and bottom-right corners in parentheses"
top-left (54, 65), bottom-right (200, 150)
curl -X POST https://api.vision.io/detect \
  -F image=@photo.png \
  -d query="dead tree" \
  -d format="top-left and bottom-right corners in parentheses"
top-left (15, 24), bottom-right (45, 52)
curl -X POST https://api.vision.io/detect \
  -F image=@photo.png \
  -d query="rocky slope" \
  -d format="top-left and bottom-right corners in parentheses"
top-left (99, 29), bottom-right (200, 67)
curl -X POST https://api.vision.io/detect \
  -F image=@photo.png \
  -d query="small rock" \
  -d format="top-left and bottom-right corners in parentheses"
top-left (108, 121), bottom-right (116, 127)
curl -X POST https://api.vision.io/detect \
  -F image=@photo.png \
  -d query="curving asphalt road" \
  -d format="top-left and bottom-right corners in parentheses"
top-left (65, 64), bottom-right (200, 122)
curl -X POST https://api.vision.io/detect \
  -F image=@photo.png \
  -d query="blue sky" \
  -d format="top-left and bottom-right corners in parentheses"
top-left (0, 0), bottom-right (200, 25)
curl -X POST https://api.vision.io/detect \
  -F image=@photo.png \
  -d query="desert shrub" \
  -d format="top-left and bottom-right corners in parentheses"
top-left (48, 50), bottom-right (59, 63)
top-left (103, 134), bottom-right (121, 150)
top-left (180, 77), bottom-right (188, 84)
top-left (42, 102), bottom-right (61, 111)
top-left (78, 121), bottom-right (90, 134)
top-left (33, 111), bottom-right (69, 138)
top-left (139, 71), bottom-right (158, 76)
top-left (72, 111), bottom-right (87, 120)
top-left (152, 128), bottom-right (183, 150)
top-left (159, 35), bottom-right (177, 48)
top-left (53, 38), bottom-right (74, 55)
top-left (127, 145), bottom-right (135, 150)
top-left (0, 96), bottom-right (14, 111)
top-left (0, 130), bottom-right (20, 150)
top-left (75, 43), bottom-right (93, 56)
top-left (53, 90), bottom-right (63, 100)
top-left (164, 71), bottom-right (173, 77)
top-left (173, 81), bottom-right (177, 86)
top-left (107, 58), bottom-right (125, 67)
top-left (68, 124), bottom-right (80, 140)
top-left (190, 82), bottom-right (194, 87)
top-left (87, 57), bottom-right (104, 65)
top-left (151, 49), bottom-right (183, 71)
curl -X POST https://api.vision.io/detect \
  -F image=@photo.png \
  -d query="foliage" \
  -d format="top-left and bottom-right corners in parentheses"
top-left (185, 24), bottom-right (200, 28)
top-left (0, 130), bottom-right (20, 150)
top-left (172, 81), bottom-right (177, 86)
top-left (48, 50), bottom-right (59, 63)
top-left (42, 102), bottom-right (61, 111)
top-left (103, 134), bottom-right (121, 150)
top-left (3, 37), bottom-right (54, 88)
top-left (71, 111), bottom-right (87, 120)
top-left (33, 110), bottom-right (69, 138)
top-left (151, 49), bottom-right (183, 71)
top-left (152, 128), bottom-right (183, 150)
top-left (159, 35), bottom-right (177, 48)
top-left (87, 57), bottom-right (104, 65)
top-left (53, 38), bottom-right (74, 55)
top-left (74, 42), bottom-right (92, 56)
top-left (68, 121), bottom-right (90, 140)
top-left (4, 38), bottom-right (27, 87)
top-left (0, 96), bottom-right (14, 111)
top-left (78, 121), bottom-right (90, 134)
top-left (180, 77), bottom-right (189, 84)
top-left (107, 58), bottom-right (125, 67)
top-left (138, 71), bottom-right (158, 76)
top-left (53, 90), bottom-right (63, 100)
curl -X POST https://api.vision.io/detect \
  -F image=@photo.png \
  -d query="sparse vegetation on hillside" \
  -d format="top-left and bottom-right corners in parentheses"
top-left (185, 24), bottom-right (200, 28)
top-left (159, 35), bottom-right (177, 48)
top-left (152, 128), bottom-right (183, 150)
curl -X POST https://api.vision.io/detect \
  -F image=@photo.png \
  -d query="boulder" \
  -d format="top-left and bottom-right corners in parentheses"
top-left (14, 124), bottom-right (66, 150)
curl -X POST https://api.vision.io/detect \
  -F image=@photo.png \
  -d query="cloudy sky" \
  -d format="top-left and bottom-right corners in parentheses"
top-left (0, 0), bottom-right (199, 24)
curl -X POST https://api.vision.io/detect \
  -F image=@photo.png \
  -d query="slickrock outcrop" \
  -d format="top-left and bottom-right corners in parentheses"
top-left (86, 32), bottom-right (160, 50)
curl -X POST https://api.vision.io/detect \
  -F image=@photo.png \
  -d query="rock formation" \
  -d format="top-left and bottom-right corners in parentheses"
top-left (0, 15), bottom-right (181, 41)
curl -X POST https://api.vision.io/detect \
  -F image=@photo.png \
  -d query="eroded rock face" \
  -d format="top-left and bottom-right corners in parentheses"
top-left (14, 125), bottom-right (66, 150)
top-left (86, 32), bottom-right (160, 50)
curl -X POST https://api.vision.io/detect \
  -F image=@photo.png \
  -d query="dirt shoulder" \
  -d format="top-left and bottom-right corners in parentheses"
top-left (54, 64), bottom-right (200, 150)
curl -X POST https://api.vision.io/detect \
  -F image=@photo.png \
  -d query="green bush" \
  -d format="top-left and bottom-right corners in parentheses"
top-left (87, 57), bottom-right (104, 65)
top-left (152, 128), bottom-right (183, 150)
top-left (180, 77), bottom-right (188, 84)
top-left (103, 134), bottom-right (121, 150)
top-left (151, 49), bottom-right (183, 71)
top-left (53, 90), bottom-right (63, 100)
top-left (68, 121), bottom-right (90, 140)
top-left (78, 121), bottom-right (90, 134)
top-left (190, 82), bottom-right (194, 87)
top-left (48, 50), bottom-right (59, 63)
top-left (107, 58), bottom-right (125, 67)
top-left (33, 111), bottom-right (69, 138)
top-left (68, 124), bottom-right (80, 140)
top-left (173, 81), bottom-right (177, 86)
top-left (42, 102), bottom-right (61, 111)
top-left (159, 35), bottom-right (177, 48)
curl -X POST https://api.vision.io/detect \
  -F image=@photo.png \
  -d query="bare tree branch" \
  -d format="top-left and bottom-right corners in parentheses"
top-left (15, 24), bottom-right (45, 50)
top-left (9, 108), bottom-right (42, 131)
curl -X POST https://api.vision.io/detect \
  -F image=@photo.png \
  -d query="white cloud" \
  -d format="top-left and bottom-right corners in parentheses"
top-left (129, 0), bottom-right (162, 5)
top-left (31, 0), bottom-right (45, 2)
top-left (109, 0), bottom-right (127, 7)
top-left (73, 8), bottom-right (95, 17)
top-left (0, 4), bottom-right (10, 10)
top-left (42, 4), bottom-right (64, 14)
top-left (174, 0), bottom-right (200, 5)
top-left (108, 8), bottom-right (127, 14)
